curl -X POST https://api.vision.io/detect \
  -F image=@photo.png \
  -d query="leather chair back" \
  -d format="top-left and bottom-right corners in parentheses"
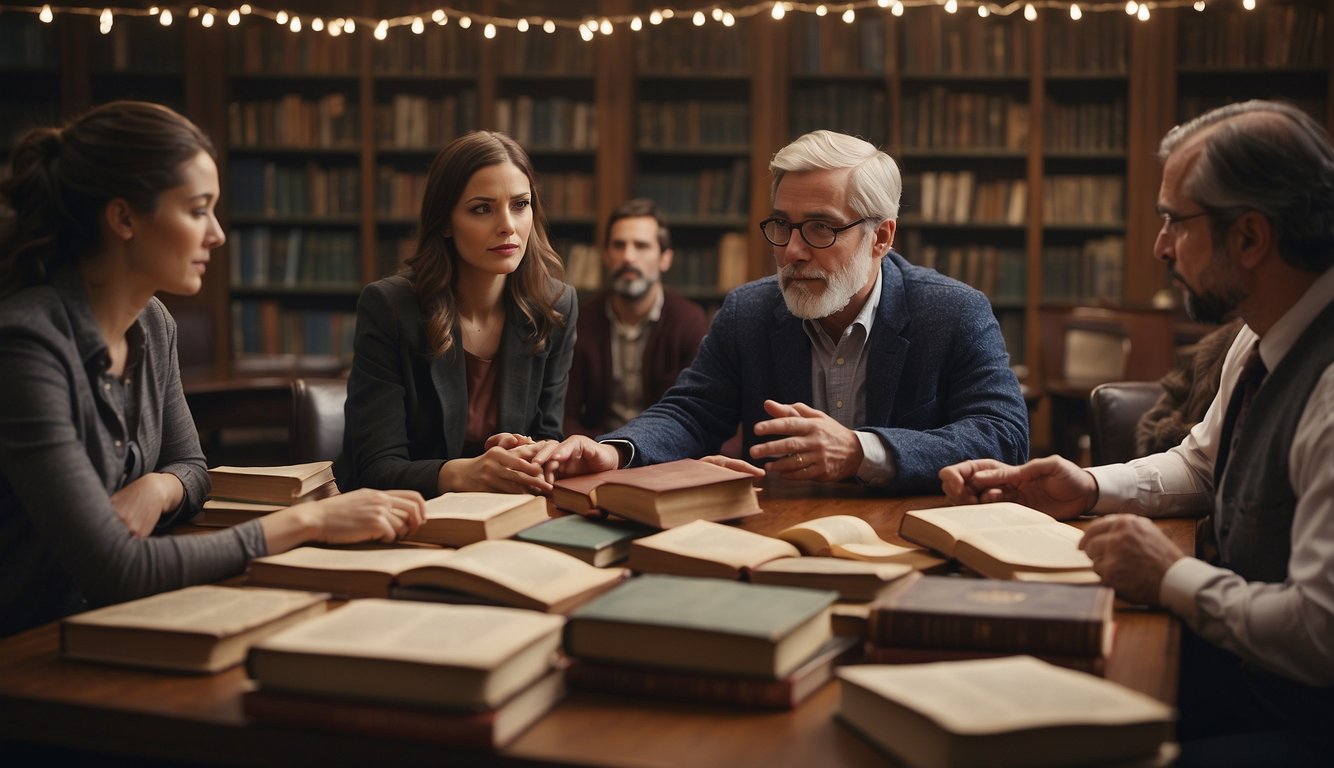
top-left (1088, 381), bottom-right (1165, 466)
top-left (290, 378), bottom-right (348, 464)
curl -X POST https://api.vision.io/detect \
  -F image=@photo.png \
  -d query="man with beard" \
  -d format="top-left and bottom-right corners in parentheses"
top-left (564, 199), bottom-right (707, 437)
top-left (939, 101), bottom-right (1334, 763)
top-left (536, 130), bottom-right (1028, 492)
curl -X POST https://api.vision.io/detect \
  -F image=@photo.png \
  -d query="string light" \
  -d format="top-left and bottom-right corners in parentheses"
top-left (2, 2), bottom-right (1279, 40)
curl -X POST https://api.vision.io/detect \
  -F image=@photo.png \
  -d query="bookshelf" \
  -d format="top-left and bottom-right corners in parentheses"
top-left (1, 1), bottom-right (1331, 392)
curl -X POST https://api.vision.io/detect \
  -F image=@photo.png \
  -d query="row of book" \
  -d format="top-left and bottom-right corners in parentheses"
top-left (228, 22), bottom-right (361, 75)
top-left (230, 301), bottom-right (356, 365)
top-left (229, 228), bottom-right (360, 289)
top-left (1044, 98), bottom-right (1127, 153)
top-left (228, 95), bottom-right (360, 149)
top-left (1041, 176), bottom-right (1125, 226)
top-left (635, 101), bottom-right (748, 150)
top-left (900, 88), bottom-right (1029, 152)
top-left (910, 245), bottom-right (1028, 305)
top-left (370, 25), bottom-right (479, 75)
top-left (1044, 14), bottom-right (1128, 74)
top-left (89, 17), bottom-right (182, 73)
top-left (632, 159), bottom-right (750, 219)
top-left (1178, 2), bottom-right (1326, 69)
top-left (900, 12), bottom-right (1030, 76)
top-left (633, 22), bottom-right (751, 74)
top-left (1042, 236), bottom-right (1125, 305)
top-left (497, 30), bottom-right (594, 75)
top-left (790, 84), bottom-right (889, 147)
top-left (790, 14), bottom-right (887, 75)
top-left (372, 92), bottom-right (479, 150)
top-left (494, 96), bottom-right (597, 150)
top-left (0, 16), bottom-right (56, 69)
top-left (228, 160), bottom-right (360, 218)
top-left (903, 172), bottom-right (1027, 226)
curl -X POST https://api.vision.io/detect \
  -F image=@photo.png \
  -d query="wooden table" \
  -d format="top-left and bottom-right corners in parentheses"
top-left (0, 484), bottom-right (1193, 767)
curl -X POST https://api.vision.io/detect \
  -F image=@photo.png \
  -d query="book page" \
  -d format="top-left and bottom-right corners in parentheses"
top-left (255, 599), bottom-right (564, 669)
top-left (425, 492), bottom-right (533, 521)
top-left (839, 656), bottom-right (1171, 735)
top-left (907, 502), bottom-right (1057, 541)
top-left (252, 546), bottom-right (456, 574)
top-left (753, 557), bottom-right (913, 581)
top-left (209, 462), bottom-right (331, 480)
top-left (637, 520), bottom-right (799, 569)
top-left (423, 540), bottom-right (627, 601)
top-left (66, 585), bottom-right (326, 636)
top-left (958, 525), bottom-right (1094, 572)
top-left (778, 515), bottom-right (883, 551)
top-left (604, 459), bottom-right (756, 493)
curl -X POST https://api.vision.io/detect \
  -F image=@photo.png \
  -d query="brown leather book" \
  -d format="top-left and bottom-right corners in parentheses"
top-left (552, 459), bottom-right (761, 529)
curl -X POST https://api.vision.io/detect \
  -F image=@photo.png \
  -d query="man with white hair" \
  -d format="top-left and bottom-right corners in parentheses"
top-left (538, 130), bottom-right (1028, 492)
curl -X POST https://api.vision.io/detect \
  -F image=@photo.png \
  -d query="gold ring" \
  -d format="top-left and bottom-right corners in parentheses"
top-left (796, 453), bottom-right (803, 466)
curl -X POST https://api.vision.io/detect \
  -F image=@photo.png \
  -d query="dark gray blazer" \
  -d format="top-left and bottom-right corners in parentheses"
top-left (334, 273), bottom-right (577, 497)
top-left (602, 251), bottom-right (1029, 494)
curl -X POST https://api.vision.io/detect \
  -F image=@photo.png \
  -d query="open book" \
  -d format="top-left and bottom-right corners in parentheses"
top-left (394, 539), bottom-right (630, 614)
top-left (899, 503), bottom-right (1098, 583)
top-left (405, 492), bottom-right (550, 547)
top-left (749, 557), bottom-right (916, 602)
top-left (552, 459), bottom-right (761, 528)
top-left (60, 585), bottom-right (328, 673)
top-left (565, 574), bottom-right (835, 679)
top-left (777, 515), bottom-right (945, 570)
top-left (246, 546), bottom-right (460, 598)
top-left (626, 520), bottom-right (800, 580)
top-left (838, 657), bottom-right (1173, 768)
top-left (247, 600), bottom-right (564, 710)
top-left (207, 462), bottom-right (337, 505)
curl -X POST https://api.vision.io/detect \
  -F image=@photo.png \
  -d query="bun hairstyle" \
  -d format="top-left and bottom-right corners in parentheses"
top-left (0, 100), bottom-right (215, 295)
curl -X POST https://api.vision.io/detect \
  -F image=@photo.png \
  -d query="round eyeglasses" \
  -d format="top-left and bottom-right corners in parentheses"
top-left (758, 217), bottom-right (866, 249)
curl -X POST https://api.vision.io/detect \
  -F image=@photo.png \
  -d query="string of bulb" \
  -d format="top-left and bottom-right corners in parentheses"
top-left (7, 1), bottom-right (1260, 39)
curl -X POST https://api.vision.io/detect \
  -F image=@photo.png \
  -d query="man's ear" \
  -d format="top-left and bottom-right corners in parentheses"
top-left (658, 247), bottom-right (674, 273)
top-left (1229, 210), bottom-right (1274, 269)
top-left (872, 218), bottom-right (896, 257)
top-left (103, 198), bottom-right (135, 242)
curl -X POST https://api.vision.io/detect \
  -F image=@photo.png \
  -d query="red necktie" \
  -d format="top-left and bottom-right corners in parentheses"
top-left (1214, 343), bottom-right (1267, 486)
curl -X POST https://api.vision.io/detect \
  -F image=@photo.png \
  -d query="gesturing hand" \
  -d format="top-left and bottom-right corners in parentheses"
top-left (938, 456), bottom-right (1098, 520)
top-left (748, 400), bottom-right (863, 482)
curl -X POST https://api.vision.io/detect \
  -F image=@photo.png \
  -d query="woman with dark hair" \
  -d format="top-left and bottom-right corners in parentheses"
top-left (335, 131), bottom-right (576, 497)
top-left (0, 101), bottom-right (425, 636)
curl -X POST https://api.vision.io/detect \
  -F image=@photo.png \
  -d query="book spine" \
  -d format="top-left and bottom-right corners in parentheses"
top-left (566, 662), bottom-right (795, 709)
top-left (868, 610), bottom-right (1103, 657)
top-left (242, 689), bottom-right (495, 749)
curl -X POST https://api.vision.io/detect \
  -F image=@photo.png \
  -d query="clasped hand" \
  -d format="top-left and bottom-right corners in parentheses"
top-left (438, 433), bottom-right (555, 494)
top-left (748, 400), bottom-right (863, 482)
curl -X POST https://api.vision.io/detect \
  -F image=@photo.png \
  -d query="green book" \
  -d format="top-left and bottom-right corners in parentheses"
top-left (564, 575), bottom-right (836, 678)
top-left (513, 515), bottom-right (653, 567)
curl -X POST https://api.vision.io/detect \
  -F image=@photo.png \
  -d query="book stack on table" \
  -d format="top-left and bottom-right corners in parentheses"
top-left (244, 600), bottom-right (568, 749)
top-left (198, 462), bottom-right (339, 527)
top-left (563, 574), bottom-right (857, 709)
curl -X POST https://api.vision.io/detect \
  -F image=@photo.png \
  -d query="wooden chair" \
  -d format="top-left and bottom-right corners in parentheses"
top-left (1088, 381), bottom-right (1165, 465)
top-left (289, 378), bottom-right (348, 464)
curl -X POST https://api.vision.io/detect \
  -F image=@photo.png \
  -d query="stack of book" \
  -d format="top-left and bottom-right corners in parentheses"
top-left (247, 540), bottom-right (630, 612)
top-left (405, 491), bottom-right (550, 546)
top-left (552, 458), bottom-right (761, 528)
top-left (865, 572), bottom-right (1115, 674)
top-left (198, 462), bottom-right (339, 527)
top-left (563, 575), bottom-right (850, 709)
top-left (245, 600), bottom-right (566, 749)
top-left (838, 656), bottom-right (1173, 768)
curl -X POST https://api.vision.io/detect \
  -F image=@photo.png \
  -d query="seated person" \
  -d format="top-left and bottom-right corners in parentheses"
top-left (0, 102), bottom-right (425, 637)
top-left (1135, 316), bottom-right (1244, 455)
top-left (537, 130), bottom-right (1029, 493)
top-left (564, 198), bottom-right (707, 437)
top-left (335, 131), bottom-right (576, 498)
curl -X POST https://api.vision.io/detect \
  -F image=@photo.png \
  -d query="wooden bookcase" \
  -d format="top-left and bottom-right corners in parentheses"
top-left (2, 0), bottom-right (1331, 389)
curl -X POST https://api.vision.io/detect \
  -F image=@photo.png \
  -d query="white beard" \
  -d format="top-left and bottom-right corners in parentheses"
top-left (778, 239), bottom-right (872, 320)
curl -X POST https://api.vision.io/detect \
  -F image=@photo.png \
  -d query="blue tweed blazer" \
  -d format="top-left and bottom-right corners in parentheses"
top-left (602, 251), bottom-right (1028, 493)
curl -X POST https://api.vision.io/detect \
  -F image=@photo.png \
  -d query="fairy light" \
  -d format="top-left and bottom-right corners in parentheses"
top-left (662, 9), bottom-right (675, 19)
top-left (944, 0), bottom-right (957, 13)
top-left (600, 17), bottom-right (613, 35)
top-left (484, 22), bottom-right (496, 38)
top-left (288, 15), bottom-right (300, 32)
top-left (543, 19), bottom-right (555, 33)
top-left (1242, 0), bottom-right (1255, 8)
top-left (722, 11), bottom-right (735, 25)
top-left (1193, 1), bottom-right (1206, 10)
top-left (374, 19), bottom-right (388, 40)
top-left (458, 16), bottom-right (471, 29)
top-left (692, 10), bottom-right (705, 25)
top-left (1070, 4), bottom-right (1082, 20)
top-left (344, 17), bottom-right (355, 33)
top-left (711, 7), bottom-right (723, 21)
top-left (38, 2), bottom-right (53, 22)
top-left (188, 6), bottom-right (199, 17)
top-left (411, 16), bottom-right (424, 34)
top-left (517, 18), bottom-right (530, 32)
top-left (1024, 3), bottom-right (1037, 20)
top-left (310, 17), bottom-right (323, 32)
top-left (227, 9), bottom-right (240, 25)
top-left (240, 4), bottom-right (252, 14)
top-left (1125, 1), bottom-right (1138, 15)
top-left (202, 11), bottom-right (215, 27)
top-left (650, 10), bottom-right (664, 24)
top-left (328, 19), bottom-right (341, 36)
top-left (160, 8), bottom-right (172, 25)
top-left (275, 10), bottom-right (287, 25)
top-left (1137, 3), bottom-right (1150, 19)
top-left (771, 2), bottom-right (785, 20)
top-left (578, 24), bottom-right (593, 41)
top-left (978, 5), bottom-right (990, 17)
top-left (815, 4), bottom-right (827, 16)
top-left (631, 16), bottom-right (643, 30)
top-left (878, 0), bottom-right (890, 6)
top-left (99, 7), bottom-right (112, 33)
top-left (892, 2), bottom-right (905, 16)
top-left (842, 7), bottom-right (855, 23)
top-left (432, 9), bottom-right (446, 23)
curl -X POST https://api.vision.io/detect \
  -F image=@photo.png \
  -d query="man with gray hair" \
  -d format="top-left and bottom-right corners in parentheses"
top-left (538, 130), bottom-right (1028, 492)
top-left (940, 101), bottom-right (1333, 761)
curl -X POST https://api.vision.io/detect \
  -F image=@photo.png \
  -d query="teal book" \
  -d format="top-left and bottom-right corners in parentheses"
top-left (564, 575), bottom-right (836, 678)
top-left (513, 515), bottom-right (654, 567)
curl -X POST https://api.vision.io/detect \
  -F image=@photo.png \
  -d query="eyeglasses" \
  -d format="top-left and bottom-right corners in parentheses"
top-left (1159, 210), bottom-right (1209, 234)
top-left (758, 217), bottom-right (866, 249)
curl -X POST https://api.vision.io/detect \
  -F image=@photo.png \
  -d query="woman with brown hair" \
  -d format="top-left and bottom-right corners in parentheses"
top-left (0, 101), bottom-right (425, 636)
top-left (335, 131), bottom-right (576, 497)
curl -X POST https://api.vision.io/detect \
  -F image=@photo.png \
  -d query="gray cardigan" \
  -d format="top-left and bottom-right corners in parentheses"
top-left (0, 268), bottom-right (264, 636)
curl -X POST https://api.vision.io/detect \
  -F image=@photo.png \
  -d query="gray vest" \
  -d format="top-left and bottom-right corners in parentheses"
top-left (1216, 301), bottom-right (1334, 583)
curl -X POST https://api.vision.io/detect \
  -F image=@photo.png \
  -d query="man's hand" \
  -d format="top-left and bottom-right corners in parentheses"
top-left (700, 455), bottom-right (765, 477)
top-left (532, 435), bottom-right (622, 482)
top-left (438, 442), bottom-right (554, 495)
top-left (749, 400), bottom-right (863, 482)
top-left (938, 456), bottom-right (1098, 520)
top-left (1079, 514), bottom-right (1185, 606)
top-left (109, 473), bottom-right (184, 538)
